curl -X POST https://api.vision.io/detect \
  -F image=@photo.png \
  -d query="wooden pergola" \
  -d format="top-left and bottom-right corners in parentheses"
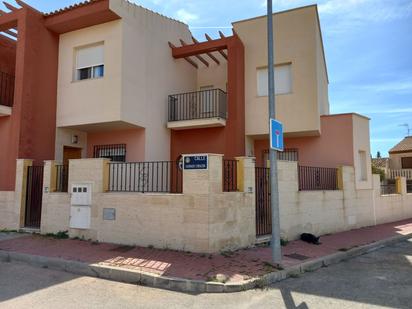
top-left (168, 30), bottom-right (246, 159)
top-left (168, 31), bottom-right (241, 69)
top-left (0, 0), bottom-right (41, 40)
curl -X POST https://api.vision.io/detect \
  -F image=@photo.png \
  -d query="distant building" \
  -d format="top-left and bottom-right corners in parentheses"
top-left (388, 136), bottom-right (412, 169)
top-left (372, 157), bottom-right (389, 173)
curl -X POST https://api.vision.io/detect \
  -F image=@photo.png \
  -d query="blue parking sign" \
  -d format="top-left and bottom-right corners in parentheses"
top-left (270, 119), bottom-right (284, 151)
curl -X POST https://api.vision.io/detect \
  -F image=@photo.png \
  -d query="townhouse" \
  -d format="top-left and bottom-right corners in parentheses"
top-left (3, 0), bottom-right (402, 253)
top-left (0, 0), bottom-right (372, 190)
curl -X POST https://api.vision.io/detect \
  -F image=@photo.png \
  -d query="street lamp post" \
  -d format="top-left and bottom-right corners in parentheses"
top-left (267, 0), bottom-right (282, 263)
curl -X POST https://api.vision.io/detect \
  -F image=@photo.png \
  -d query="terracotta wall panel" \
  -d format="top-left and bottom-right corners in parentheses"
top-left (254, 114), bottom-right (354, 168)
top-left (87, 128), bottom-right (145, 162)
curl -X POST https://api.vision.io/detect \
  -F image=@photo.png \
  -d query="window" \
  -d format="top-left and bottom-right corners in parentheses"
top-left (401, 157), bottom-right (412, 169)
top-left (359, 151), bottom-right (367, 181)
top-left (257, 64), bottom-right (292, 96)
top-left (75, 43), bottom-right (104, 81)
top-left (93, 144), bottom-right (126, 162)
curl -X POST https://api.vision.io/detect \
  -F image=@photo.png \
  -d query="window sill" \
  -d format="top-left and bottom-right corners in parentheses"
top-left (256, 92), bottom-right (293, 98)
top-left (71, 76), bottom-right (104, 84)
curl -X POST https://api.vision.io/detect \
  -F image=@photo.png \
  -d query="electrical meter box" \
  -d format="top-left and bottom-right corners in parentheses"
top-left (70, 206), bottom-right (91, 229)
top-left (70, 183), bottom-right (92, 229)
top-left (71, 183), bottom-right (92, 206)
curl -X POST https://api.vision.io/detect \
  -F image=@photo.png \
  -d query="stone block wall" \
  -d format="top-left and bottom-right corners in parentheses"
top-left (277, 161), bottom-right (412, 241)
top-left (40, 155), bottom-right (256, 253)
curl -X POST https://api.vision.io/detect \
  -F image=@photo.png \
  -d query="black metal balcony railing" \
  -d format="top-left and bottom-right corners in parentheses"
top-left (168, 89), bottom-right (227, 122)
top-left (0, 71), bottom-right (15, 107)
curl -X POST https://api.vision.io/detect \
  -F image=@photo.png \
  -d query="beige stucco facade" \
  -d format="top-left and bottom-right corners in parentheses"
top-left (197, 62), bottom-right (227, 92)
top-left (56, 0), bottom-right (198, 161)
top-left (233, 5), bottom-right (329, 140)
top-left (352, 114), bottom-right (373, 189)
top-left (55, 128), bottom-right (88, 163)
top-left (57, 20), bottom-right (123, 128)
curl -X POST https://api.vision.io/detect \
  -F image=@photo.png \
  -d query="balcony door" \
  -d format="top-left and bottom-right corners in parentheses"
top-left (200, 85), bottom-right (214, 117)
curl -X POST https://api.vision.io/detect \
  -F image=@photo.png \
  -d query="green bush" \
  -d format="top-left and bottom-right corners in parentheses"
top-left (372, 166), bottom-right (386, 182)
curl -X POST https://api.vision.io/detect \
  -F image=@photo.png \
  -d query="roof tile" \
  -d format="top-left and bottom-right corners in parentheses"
top-left (389, 136), bottom-right (412, 153)
top-left (44, 0), bottom-right (104, 16)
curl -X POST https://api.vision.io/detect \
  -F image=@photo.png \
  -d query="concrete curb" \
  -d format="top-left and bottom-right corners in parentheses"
top-left (0, 233), bottom-right (410, 294)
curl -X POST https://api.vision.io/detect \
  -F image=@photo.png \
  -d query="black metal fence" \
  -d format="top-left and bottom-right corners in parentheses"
top-left (407, 180), bottom-right (412, 194)
top-left (298, 166), bottom-right (338, 191)
top-left (255, 167), bottom-right (271, 236)
top-left (278, 149), bottom-right (299, 161)
top-left (381, 183), bottom-right (397, 195)
top-left (261, 149), bottom-right (299, 165)
top-left (223, 159), bottom-right (237, 192)
top-left (168, 89), bottom-right (227, 122)
top-left (108, 161), bottom-right (182, 193)
top-left (0, 71), bottom-right (14, 107)
top-left (55, 165), bottom-right (69, 192)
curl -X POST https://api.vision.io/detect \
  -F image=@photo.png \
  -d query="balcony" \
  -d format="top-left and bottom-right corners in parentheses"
top-left (167, 89), bottom-right (227, 130)
top-left (0, 71), bottom-right (14, 117)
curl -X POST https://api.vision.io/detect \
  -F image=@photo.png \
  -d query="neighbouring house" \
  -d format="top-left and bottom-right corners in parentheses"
top-left (372, 157), bottom-right (389, 175)
top-left (372, 136), bottom-right (412, 181)
top-left (1, 0), bottom-right (409, 253)
top-left (389, 136), bottom-right (412, 170)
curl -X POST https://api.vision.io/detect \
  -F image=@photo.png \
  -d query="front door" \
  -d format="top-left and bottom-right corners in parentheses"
top-left (63, 146), bottom-right (82, 165)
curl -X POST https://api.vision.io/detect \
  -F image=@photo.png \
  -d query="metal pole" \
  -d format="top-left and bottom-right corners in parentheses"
top-left (267, 0), bottom-right (282, 263)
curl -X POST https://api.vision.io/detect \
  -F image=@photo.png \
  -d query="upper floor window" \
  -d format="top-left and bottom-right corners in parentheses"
top-left (75, 43), bottom-right (104, 81)
top-left (257, 63), bottom-right (292, 96)
top-left (401, 157), bottom-right (412, 169)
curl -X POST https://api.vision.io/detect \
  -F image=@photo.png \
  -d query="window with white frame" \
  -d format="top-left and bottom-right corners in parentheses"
top-left (257, 63), bottom-right (292, 96)
top-left (359, 150), bottom-right (367, 181)
top-left (75, 43), bottom-right (104, 81)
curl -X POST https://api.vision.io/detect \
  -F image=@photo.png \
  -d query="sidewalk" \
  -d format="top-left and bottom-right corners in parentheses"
top-left (1, 219), bottom-right (411, 286)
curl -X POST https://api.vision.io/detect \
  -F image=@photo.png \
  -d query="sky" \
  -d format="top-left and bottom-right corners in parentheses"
top-left (3, 0), bottom-right (411, 157)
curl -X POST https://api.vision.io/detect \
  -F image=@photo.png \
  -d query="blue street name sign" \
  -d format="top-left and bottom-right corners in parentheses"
top-left (183, 154), bottom-right (208, 170)
top-left (270, 118), bottom-right (284, 151)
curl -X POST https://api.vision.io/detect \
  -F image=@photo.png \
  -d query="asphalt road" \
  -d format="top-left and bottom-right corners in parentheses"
top-left (0, 239), bottom-right (411, 309)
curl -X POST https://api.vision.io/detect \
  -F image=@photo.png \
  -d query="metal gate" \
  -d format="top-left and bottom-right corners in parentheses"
top-left (255, 167), bottom-right (271, 236)
top-left (24, 165), bottom-right (44, 228)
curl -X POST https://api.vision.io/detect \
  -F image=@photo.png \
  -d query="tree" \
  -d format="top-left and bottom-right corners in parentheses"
top-left (376, 151), bottom-right (381, 158)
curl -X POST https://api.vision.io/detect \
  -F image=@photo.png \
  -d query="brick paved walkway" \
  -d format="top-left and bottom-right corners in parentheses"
top-left (1, 219), bottom-right (411, 283)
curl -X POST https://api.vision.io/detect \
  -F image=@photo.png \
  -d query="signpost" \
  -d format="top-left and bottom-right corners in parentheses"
top-left (270, 118), bottom-right (284, 152)
top-left (267, 0), bottom-right (282, 263)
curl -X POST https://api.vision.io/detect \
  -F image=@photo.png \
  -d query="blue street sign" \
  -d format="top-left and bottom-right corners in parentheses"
top-left (183, 154), bottom-right (208, 170)
top-left (270, 118), bottom-right (284, 151)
